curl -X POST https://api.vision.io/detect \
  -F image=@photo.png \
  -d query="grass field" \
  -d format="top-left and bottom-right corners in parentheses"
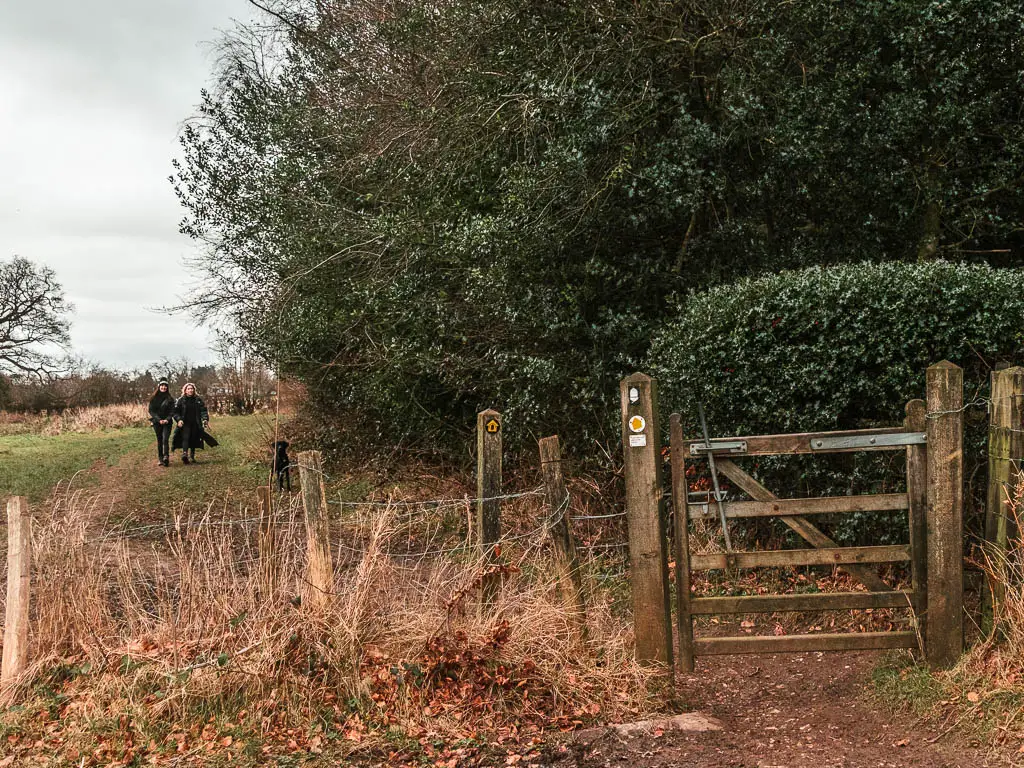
top-left (124, 414), bottom-right (273, 512)
top-left (0, 414), bottom-right (272, 507)
top-left (0, 428), bottom-right (151, 502)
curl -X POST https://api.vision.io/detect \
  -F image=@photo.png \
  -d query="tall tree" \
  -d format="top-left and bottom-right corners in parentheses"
top-left (0, 257), bottom-right (72, 378)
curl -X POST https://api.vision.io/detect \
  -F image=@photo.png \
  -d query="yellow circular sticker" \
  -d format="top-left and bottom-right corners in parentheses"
top-left (629, 415), bottom-right (646, 433)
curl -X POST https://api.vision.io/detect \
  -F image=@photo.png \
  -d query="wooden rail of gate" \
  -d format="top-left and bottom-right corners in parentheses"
top-left (622, 361), bottom-right (964, 672)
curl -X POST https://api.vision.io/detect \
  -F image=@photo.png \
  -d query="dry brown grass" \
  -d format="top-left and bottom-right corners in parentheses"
top-left (0, 404), bottom-right (148, 436)
top-left (1, 487), bottom-right (653, 765)
top-left (942, 476), bottom-right (1024, 721)
top-left (873, 473), bottom-right (1024, 755)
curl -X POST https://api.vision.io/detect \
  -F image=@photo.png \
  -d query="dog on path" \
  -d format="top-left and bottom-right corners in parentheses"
top-left (272, 440), bottom-right (292, 491)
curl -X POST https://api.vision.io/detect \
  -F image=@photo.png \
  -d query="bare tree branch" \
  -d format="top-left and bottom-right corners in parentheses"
top-left (0, 257), bottom-right (73, 379)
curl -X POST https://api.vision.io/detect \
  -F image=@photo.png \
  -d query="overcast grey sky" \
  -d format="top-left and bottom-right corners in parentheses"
top-left (1, 0), bottom-right (256, 371)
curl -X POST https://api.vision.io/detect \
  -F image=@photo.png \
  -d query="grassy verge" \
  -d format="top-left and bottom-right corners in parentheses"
top-left (871, 481), bottom-right (1024, 753)
top-left (872, 650), bottom-right (1024, 750)
top-left (0, 428), bottom-right (151, 502)
top-left (872, 653), bottom-right (946, 717)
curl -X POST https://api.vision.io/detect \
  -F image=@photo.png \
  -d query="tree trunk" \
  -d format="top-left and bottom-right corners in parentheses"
top-left (916, 199), bottom-right (941, 261)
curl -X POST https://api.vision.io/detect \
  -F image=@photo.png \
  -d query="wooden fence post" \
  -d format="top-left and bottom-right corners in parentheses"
top-left (477, 409), bottom-right (503, 603)
top-left (621, 373), bottom-right (673, 669)
top-left (2, 497), bottom-right (31, 691)
top-left (297, 451), bottom-right (334, 611)
top-left (981, 366), bottom-right (1024, 636)
top-left (538, 435), bottom-right (587, 635)
top-left (669, 414), bottom-right (695, 672)
top-left (925, 361), bottom-right (964, 668)
top-left (905, 400), bottom-right (928, 641)
top-left (256, 485), bottom-right (277, 595)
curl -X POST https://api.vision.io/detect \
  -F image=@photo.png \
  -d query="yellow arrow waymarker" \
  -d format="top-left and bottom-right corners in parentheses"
top-left (486, 419), bottom-right (500, 434)
top-left (629, 415), bottom-right (646, 433)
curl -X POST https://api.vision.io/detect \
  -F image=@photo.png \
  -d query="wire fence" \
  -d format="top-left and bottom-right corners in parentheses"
top-left (67, 485), bottom-right (629, 566)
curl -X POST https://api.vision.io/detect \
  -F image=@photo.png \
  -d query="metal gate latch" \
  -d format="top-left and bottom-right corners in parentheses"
top-left (810, 433), bottom-right (926, 450)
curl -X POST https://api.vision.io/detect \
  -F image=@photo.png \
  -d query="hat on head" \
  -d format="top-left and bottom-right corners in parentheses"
top-left (158, 380), bottom-right (169, 387)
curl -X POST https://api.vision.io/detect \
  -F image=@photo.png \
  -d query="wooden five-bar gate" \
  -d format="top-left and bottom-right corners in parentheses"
top-left (621, 361), bottom-right (965, 672)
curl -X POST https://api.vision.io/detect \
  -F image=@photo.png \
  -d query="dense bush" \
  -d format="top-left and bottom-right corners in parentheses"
top-left (649, 262), bottom-right (1024, 543)
top-left (175, 0), bottom-right (1024, 462)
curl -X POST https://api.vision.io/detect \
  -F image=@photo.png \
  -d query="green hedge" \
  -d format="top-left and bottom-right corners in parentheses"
top-left (649, 261), bottom-right (1024, 544)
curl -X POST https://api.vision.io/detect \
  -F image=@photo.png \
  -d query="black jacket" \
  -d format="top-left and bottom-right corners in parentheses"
top-left (148, 393), bottom-right (176, 426)
top-left (173, 394), bottom-right (209, 427)
top-left (171, 395), bottom-right (219, 449)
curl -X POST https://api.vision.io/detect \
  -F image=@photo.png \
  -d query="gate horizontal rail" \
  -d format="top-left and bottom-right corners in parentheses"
top-left (690, 545), bottom-right (910, 571)
top-left (684, 427), bottom-right (925, 457)
top-left (695, 631), bottom-right (918, 656)
top-left (687, 493), bottom-right (908, 520)
top-left (690, 590), bottom-right (917, 615)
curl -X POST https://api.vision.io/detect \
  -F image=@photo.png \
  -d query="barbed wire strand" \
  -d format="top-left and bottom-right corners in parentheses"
top-left (570, 511), bottom-right (627, 521)
top-left (80, 488), bottom-right (551, 544)
top-left (329, 488), bottom-right (544, 509)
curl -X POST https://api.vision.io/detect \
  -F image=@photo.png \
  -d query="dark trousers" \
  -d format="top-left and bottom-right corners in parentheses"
top-left (180, 425), bottom-right (196, 457)
top-left (153, 423), bottom-right (171, 459)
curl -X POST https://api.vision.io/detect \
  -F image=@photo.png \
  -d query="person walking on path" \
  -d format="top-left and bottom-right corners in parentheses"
top-left (148, 380), bottom-right (176, 467)
top-left (172, 382), bottom-right (219, 464)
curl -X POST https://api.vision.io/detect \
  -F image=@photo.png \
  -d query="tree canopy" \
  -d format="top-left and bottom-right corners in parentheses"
top-left (174, 0), bottom-right (1024, 457)
top-left (0, 257), bottom-right (72, 378)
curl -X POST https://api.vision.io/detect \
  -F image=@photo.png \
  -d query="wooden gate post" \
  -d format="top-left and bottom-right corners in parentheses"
top-left (2, 497), bottom-right (31, 691)
top-left (477, 409), bottom-right (502, 604)
top-left (538, 436), bottom-right (587, 635)
top-left (925, 361), bottom-right (964, 668)
top-left (669, 414), bottom-right (695, 672)
top-left (620, 373), bottom-right (672, 668)
top-left (297, 451), bottom-right (334, 611)
top-left (256, 485), bottom-right (277, 595)
top-left (981, 366), bottom-right (1024, 635)
top-left (905, 400), bottom-right (928, 637)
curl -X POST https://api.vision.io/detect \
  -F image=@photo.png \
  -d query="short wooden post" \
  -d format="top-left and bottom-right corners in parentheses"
top-left (621, 373), bottom-right (672, 668)
top-left (905, 400), bottom-right (928, 640)
top-left (925, 361), bottom-right (964, 668)
top-left (981, 366), bottom-right (1024, 636)
top-left (538, 435), bottom-right (587, 635)
top-left (297, 451), bottom-right (334, 611)
top-left (669, 414), bottom-right (695, 672)
top-left (256, 485), bottom-right (277, 595)
top-left (477, 409), bottom-right (502, 603)
top-left (2, 497), bottom-right (31, 691)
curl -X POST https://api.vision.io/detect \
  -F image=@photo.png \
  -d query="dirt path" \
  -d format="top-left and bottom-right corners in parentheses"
top-left (60, 415), bottom-right (268, 525)
top-left (565, 651), bottom-right (1000, 768)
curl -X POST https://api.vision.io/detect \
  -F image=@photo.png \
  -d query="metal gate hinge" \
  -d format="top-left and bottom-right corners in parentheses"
top-left (689, 439), bottom-right (747, 456)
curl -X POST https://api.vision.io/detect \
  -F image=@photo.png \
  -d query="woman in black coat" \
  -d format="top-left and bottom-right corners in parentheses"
top-left (148, 380), bottom-right (175, 467)
top-left (172, 383), bottom-right (219, 464)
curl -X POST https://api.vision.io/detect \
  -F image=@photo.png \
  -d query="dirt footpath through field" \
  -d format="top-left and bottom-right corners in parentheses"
top-left (558, 651), bottom-right (998, 768)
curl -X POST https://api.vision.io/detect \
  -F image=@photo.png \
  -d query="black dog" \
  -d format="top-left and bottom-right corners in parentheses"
top-left (272, 440), bottom-right (292, 491)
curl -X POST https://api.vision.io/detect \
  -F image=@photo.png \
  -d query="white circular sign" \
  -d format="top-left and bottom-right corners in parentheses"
top-left (629, 415), bottom-right (646, 433)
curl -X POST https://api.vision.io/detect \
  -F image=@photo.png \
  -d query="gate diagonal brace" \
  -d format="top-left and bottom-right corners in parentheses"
top-left (714, 459), bottom-right (890, 593)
